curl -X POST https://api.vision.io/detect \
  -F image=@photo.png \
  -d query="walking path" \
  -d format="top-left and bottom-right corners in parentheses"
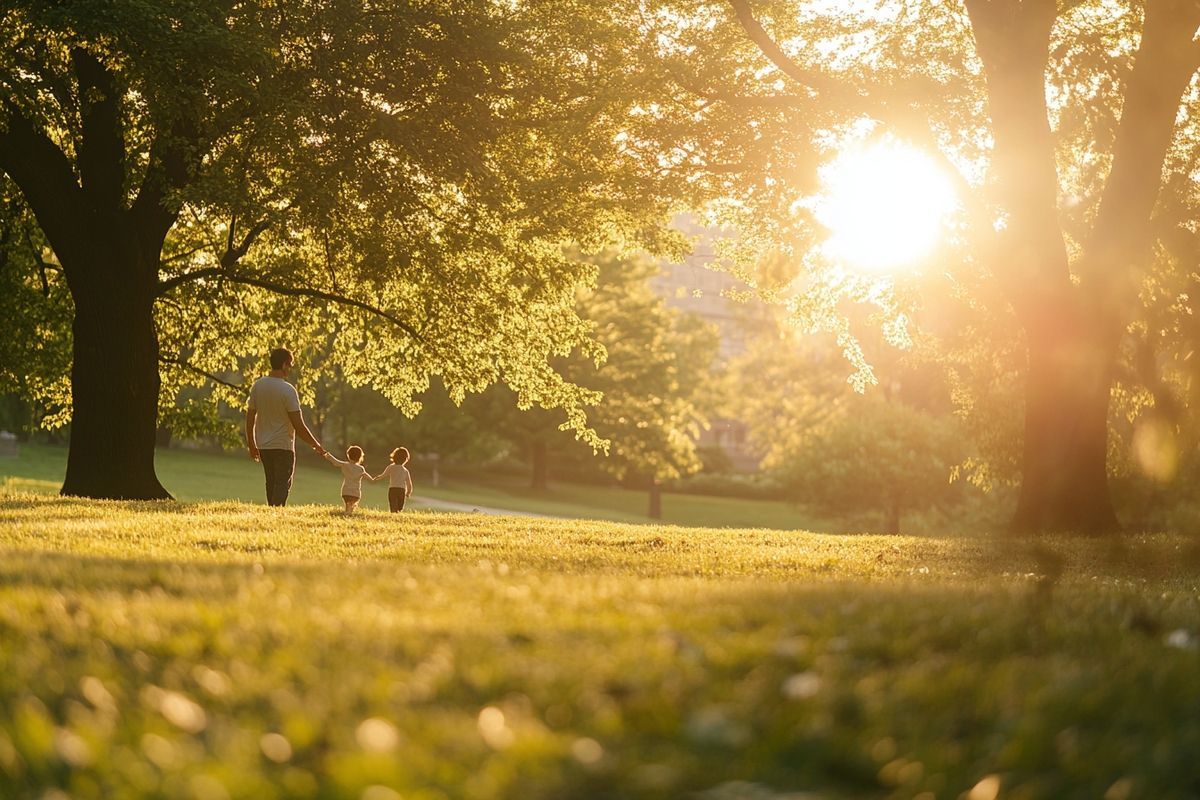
top-left (409, 496), bottom-right (554, 518)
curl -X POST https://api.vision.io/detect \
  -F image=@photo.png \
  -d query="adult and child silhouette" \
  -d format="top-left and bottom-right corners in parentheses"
top-left (244, 347), bottom-right (413, 512)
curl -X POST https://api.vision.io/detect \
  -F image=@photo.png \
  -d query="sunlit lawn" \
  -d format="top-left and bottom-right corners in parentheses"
top-left (1, 493), bottom-right (1198, 799)
top-left (0, 444), bottom-right (824, 530)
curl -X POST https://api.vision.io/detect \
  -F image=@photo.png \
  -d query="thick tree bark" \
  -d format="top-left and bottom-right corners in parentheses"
top-left (963, 0), bottom-right (1200, 535)
top-left (62, 277), bottom-right (170, 499)
top-left (1011, 313), bottom-right (1118, 533)
top-left (530, 439), bottom-right (548, 490)
top-left (0, 49), bottom-right (190, 500)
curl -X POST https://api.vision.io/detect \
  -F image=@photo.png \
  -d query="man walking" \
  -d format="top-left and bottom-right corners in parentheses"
top-left (245, 348), bottom-right (326, 506)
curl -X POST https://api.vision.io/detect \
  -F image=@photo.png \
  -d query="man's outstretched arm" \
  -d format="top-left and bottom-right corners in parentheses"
top-left (245, 408), bottom-right (259, 461)
top-left (287, 410), bottom-right (325, 455)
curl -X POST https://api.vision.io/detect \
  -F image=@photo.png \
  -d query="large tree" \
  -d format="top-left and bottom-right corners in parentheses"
top-left (0, 1), bottom-right (689, 499)
top-left (481, 250), bottom-right (718, 517)
top-left (565, 251), bottom-right (718, 518)
top-left (734, 334), bottom-right (966, 534)
top-left (630, 0), bottom-right (1200, 532)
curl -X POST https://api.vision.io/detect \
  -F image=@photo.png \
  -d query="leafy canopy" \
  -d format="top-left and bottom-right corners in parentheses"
top-left (0, 0), bottom-right (708, 438)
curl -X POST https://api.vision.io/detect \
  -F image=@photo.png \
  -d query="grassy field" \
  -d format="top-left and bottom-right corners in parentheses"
top-left (1, 493), bottom-right (1198, 799)
top-left (0, 444), bottom-right (837, 530)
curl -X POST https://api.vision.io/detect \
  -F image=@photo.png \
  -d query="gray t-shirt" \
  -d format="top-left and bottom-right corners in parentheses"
top-left (248, 377), bottom-right (301, 451)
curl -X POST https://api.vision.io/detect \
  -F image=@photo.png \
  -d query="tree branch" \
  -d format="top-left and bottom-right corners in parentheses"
top-left (22, 227), bottom-right (61, 298)
top-left (963, 0), bottom-right (1068, 321)
top-left (130, 113), bottom-right (203, 263)
top-left (726, 0), bottom-right (851, 99)
top-left (159, 354), bottom-right (248, 395)
top-left (322, 230), bottom-right (340, 292)
top-left (71, 48), bottom-right (125, 210)
top-left (722, 1), bottom-right (994, 263)
top-left (1084, 0), bottom-right (1200, 286)
top-left (219, 217), bottom-right (273, 269)
top-left (155, 268), bottom-right (424, 342)
top-left (0, 100), bottom-right (86, 267)
top-left (161, 242), bottom-right (210, 265)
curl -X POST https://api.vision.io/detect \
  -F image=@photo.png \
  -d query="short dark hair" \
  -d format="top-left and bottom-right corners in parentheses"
top-left (347, 445), bottom-right (364, 463)
top-left (269, 348), bottom-right (293, 370)
top-left (390, 447), bottom-right (410, 465)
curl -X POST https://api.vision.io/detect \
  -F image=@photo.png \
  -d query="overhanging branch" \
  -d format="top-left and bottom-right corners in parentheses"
top-left (726, 0), bottom-right (852, 99)
top-left (0, 100), bottom-right (86, 260)
top-left (130, 113), bottom-right (204, 258)
top-left (155, 267), bottom-right (424, 342)
top-left (220, 217), bottom-right (274, 269)
top-left (159, 354), bottom-right (247, 395)
top-left (723, 0), bottom-right (992, 250)
top-left (1084, 0), bottom-right (1200, 278)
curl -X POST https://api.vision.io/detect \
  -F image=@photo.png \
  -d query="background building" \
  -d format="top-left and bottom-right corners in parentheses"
top-left (651, 218), bottom-right (769, 471)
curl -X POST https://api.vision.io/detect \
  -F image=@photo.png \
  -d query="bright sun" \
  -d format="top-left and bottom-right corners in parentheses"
top-left (815, 139), bottom-right (957, 272)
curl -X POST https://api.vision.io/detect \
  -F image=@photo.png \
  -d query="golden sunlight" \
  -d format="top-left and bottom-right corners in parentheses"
top-left (815, 139), bottom-right (957, 272)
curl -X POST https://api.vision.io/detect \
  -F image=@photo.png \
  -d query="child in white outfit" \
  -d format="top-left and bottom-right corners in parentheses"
top-left (324, 445), bottom-right (373, 513)
top-left (376, 447), bottom-right (414, 512)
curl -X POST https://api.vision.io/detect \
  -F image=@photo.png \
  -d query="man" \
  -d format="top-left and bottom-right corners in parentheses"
top-left (245, 347), bottom-right (326, 506)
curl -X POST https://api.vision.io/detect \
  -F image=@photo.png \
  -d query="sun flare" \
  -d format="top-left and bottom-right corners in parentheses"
top-left (815, 140), bottom-right (957, 272)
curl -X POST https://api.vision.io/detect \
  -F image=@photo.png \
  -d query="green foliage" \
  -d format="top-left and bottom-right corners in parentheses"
top-left (772, 396), bottom-right (965, 526)
top-left (731, 328), bottom-right (969, 533)
top-left (0, 191), bottom-right (72, 432)
top-left (0, 0), bottom-right (715, 447)
top-left (481, 250), bottom-right (720, 485)
top-left (620, 1), bottom-right (1200, 501)
top-left (313, 377), bottom-right (510, 467)
top-left (1, 495), bottom-right (1199, 798)
top-left (668, 471), bottom-right (784, 502)
top-left (572, 252), bottom-right (720, 482)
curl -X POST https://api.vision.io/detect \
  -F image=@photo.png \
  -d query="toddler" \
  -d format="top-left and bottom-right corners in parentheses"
top-left (324, 445), bottom-right (373, 513)
top-left (375, 447), bottom-right (414, 512)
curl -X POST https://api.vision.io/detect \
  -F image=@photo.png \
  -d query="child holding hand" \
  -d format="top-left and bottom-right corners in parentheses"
top-left (324, 445), bottom-right (373, 513)
top-left (376, 447), bottom-right (414, 512)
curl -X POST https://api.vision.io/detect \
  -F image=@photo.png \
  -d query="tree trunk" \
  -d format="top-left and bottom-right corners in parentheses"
top-left (885, 493), bottom-right (902, 535)
top-left (648, 479), bottom-right (662, 519)
top-left (1011, 320), bottom-right (1118, 534)
top-left (61, 277), bottom-right (171, 500)
top-left (530, 439), bottom-right (548, 490)
top-left (0, 48), bottom-right (189, 501)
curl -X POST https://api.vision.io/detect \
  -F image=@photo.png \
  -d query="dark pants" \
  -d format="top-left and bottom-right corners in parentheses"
top-left (388, 487), bottom-right (407, 513)
top-left (260, 449), bottom-right (295, 506)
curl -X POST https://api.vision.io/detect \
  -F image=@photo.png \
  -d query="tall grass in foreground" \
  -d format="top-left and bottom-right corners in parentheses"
top-left (1, 495), bottom-right (1198, 799)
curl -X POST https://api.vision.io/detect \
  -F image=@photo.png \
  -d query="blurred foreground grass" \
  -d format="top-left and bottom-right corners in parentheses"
top-left (1, 495), bottom-right (1198, 799)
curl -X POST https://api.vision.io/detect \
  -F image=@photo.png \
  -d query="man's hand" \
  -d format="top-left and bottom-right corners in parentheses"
top-left (249, 445), bottom-right (260, 462)
top-left (314, 444), bottom-right (326, 456)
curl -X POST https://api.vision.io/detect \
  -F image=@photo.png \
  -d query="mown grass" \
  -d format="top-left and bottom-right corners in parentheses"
top-left (0, 444), bottom-right (824, 529)
top-left (1, 494), bottom-right (1199, 799)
